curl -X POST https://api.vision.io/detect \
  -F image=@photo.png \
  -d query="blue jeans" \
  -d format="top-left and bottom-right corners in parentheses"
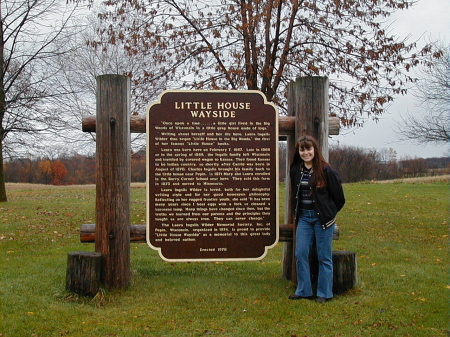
top-left (294, 209), bottom-right (335, 299)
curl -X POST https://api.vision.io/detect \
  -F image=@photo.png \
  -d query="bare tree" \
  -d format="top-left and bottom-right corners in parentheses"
top-left (395, 42), bottom-right (450, 144)
top-left (50, 8), bottom-right (169, 155)
top-left (329, 145), bottom-right (378, 183)
top-left (0, 0), bottom-right (83, 201)
top-left (376, 147), bottom-right (398, 165)
top-left (373, 147), bottom-right (398, 180)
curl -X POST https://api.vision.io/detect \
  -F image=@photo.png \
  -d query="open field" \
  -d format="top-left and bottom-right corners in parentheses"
top-left (1, 181), bottom-right (448, 336)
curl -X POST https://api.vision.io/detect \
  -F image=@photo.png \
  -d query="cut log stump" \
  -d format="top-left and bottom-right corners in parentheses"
top-left (333, 251), bottom-right (357, 295)
top-left (66, 251), bottom-right (102, 297)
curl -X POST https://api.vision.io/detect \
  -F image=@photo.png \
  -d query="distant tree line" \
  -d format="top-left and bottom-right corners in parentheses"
top-left (5, 154), bottom-right (95, 185)
top-left (329, 145), bottom-right (448, 183)
top-left (4, 145), bottom-right (448, 186)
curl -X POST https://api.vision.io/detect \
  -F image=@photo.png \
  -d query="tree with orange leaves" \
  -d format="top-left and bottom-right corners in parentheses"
top-left (50, 161), bottom-right (68, 185)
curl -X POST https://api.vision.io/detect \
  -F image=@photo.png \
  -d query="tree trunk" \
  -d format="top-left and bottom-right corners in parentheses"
top-left (0, 137), bottom-right (6, 202)
top-left (0, 17), bottom-right (7, 202)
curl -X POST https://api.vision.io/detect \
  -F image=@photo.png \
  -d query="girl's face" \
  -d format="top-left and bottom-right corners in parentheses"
top-left (299, 146), bottom-right (315, 166)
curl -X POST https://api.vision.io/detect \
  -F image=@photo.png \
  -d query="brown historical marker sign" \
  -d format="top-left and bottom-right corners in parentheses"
top-left (146, 90), bottom-right (278, 261)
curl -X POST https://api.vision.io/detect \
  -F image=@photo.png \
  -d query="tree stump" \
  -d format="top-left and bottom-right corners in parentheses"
top-left (66, 251), bottom-right (102, 297)
top-left (333, 251), bottom-right (357, 294)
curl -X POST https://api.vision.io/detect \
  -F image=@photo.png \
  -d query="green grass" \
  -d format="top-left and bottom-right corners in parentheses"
top-left (1, 182), bottom-right (448, 336)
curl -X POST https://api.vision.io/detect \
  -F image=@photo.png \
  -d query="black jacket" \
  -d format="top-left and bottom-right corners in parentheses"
top-left (290, 164), bottom-right (345, 230)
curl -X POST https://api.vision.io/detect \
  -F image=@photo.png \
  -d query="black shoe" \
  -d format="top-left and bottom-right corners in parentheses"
top-left (288, 294), bottom-right (315, 300)
top-left (315, 297), bottom-right (331, 303)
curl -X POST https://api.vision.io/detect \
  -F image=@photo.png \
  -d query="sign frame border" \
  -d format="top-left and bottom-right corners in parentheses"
top-left (146, 89), bottom-right (279, 262)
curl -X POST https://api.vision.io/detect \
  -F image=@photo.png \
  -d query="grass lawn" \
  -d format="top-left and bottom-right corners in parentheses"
top-left (1, 181), bottom-right (448, 336)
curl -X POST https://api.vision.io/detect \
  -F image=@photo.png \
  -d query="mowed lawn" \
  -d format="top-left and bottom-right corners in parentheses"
top-left (1, 180), bottom-right (448, 336)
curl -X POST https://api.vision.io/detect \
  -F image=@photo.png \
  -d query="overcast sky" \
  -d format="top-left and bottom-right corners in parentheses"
top-left (332, 0), bottom-right (449, 159)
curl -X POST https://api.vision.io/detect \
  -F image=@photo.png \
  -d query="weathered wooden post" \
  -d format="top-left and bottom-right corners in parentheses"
top-left (95, 74), bottom-right (131, 289)
top-left (283, 76), bottom-right (329, 281)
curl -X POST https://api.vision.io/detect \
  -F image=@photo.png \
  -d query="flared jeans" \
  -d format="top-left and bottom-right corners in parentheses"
top-left (294, 209), bottom-right (335, 299)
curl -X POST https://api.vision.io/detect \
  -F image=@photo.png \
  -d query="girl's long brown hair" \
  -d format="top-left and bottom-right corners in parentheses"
top-left (291, 135), bottom-right (329, 190)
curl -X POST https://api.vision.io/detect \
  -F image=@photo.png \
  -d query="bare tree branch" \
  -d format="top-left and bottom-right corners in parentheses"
top-left (395, 41), bottom-right (450, 144)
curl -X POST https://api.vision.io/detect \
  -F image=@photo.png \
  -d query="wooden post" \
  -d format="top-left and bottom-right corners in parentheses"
top-left (332, 251), bottom-right (357, 294)
top-left (66, 251), bottom-right (102, 297)
top-left (283, 76), bottom-right (329, 281)
top-left (95, 75), bottom-right (131, 289)
top-left (290, 76), bottom-right (330, 159)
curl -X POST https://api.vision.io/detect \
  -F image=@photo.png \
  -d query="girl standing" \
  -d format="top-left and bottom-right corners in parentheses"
top-left (289, 135), bottom-right (345, 303)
